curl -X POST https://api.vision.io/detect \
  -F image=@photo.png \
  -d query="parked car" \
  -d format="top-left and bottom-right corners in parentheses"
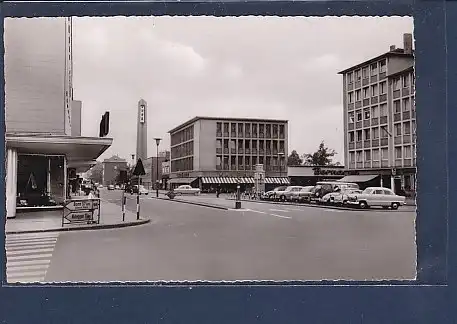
top-left (290, 186), bottom-right (314, 203)
top-left (174, 185), bottom-right (201, 195)
top-left (321, 188), bottom-right (362, 205)
top-left (115, 185), bottom-right (121, 190)
top-left (346, 187), bottom-right (406, 209)
top-left (137, 185), bottom-right (149, 195)
top-left (124, 184), bottom-right (148, 195)
top-left (310, 181), bottom-right (359, 203)
top-left (262, 186), bottom-right (288, 200)
top-left (108, 184), bottom-right (115, 190)
top-left (276, 186), bottom-right (304, 202)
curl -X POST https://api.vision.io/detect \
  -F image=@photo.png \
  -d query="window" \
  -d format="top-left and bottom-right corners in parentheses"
top-left (404, 122), bottom-right (411, 135)
top-left (381, 148), bottom-right (389, 160)
top-left (380, 60), bottom-right (386, 73)
top-left (348, 92), bottom-right (354, 103)
top-left (349, 132), bottom-right (355, 142)
top-left (371, 84), bottom-right (378, 97)
top-left (355, 69), bottom-right (361, 80)
top-left (402, 74), bottom-right (410, 88)
top-left (374, 189), bottom-right (384, 195)
top-left (403, 98), bottom-right (410, 111)
top-left (364, 109), bottom-right (370, 119)
top-left (372, 127), bottom-right (379, 139)
top-left (362, 67), bottom-right (369, 79)
top-left (347, 72), bottom-right (353, 83)
top-left (364, 129), bottom-right (371, 140)
top-left (372, 149), bottom-right (380, 161)
top-left (365, 150), bottom-right (371, 161)
top-left (412, 120), bottom-right (416, 134)
top-left (371, 105), bottom-right (379, 118)
top-left (371, 63), bottom-right (378, 76)
top-left (404, 146), bottom-right (412, 158)
top-left (355, 90), bottom-right (361, 101)
top-left (349, 152), bottom-right (355, 163)
top-left (356, 111), bottom-right (362, 121)
top-left (380, 103), bottom-right (388, 116)
top-left (363, 87), bottom-right (370, 99)
top-left (356, 130), bottom-right (362, 142)
top-left (381, 126), bottom-right (389, 138)
top-left (216, 139), bottom-right (222, 148)
top-left (393, 77), bottom-right (400, 90)
top-left (356, 151), bottom-right (363, 162)
top-left (394, 100), bottom-right (401, 113)
top-left (348, 112), bottom-right (355, 123)
top-left (380, 81), bottom-right (387, 94)
top-left (394, 123), bottom-right (402, 136)
top-left (216, 156), bottom-right (222, 166)
top-left (395, 147), bottom-right (402, 159)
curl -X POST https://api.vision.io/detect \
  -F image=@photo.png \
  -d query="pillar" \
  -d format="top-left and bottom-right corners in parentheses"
top-left (47, 157), bottom-right (51, 195)
top-left (380, 176), bottom-right (384, 187)
top-left (6, 148), bottom-right (18, 219)
top-left (63, 156), bottom-right (67, 201)
top-left (390, 176), bottom-right (395, 194)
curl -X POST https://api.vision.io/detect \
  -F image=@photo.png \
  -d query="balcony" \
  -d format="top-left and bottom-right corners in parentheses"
top-left (372, 161), bottom-right (380, 168)
top-left (216, 132), bottom-right (222, 137)
top-left (412, 110), bottom-right (416, 118)
top-left (356, 141), bottom-right (362, 149)
top-left (216, 148), bottom-right (222, 154)
top-left (363, 99), bottom-right (370, 107)
top-left (363, 119), bottom-right (370, 127)
top-left (402, 87), bottom-right (410, 96)
top-left (348, 142), bottom-right (355, 150)
top-left (370, 75), bottom-right (378, 83)
top-left (349, 162), bottom-right (355, 169)
top-left (394, 136), bottom-right (402, 145)
top-left (231, 148), bottom-right (236, 154)
top-left (216, 165), bottom-right (222, 170)
top-left (266, 133), bottom-right (271, 138)
top-left (273, 149), bottom-right (278, 155)
top-left (395, 159), bottom-right (403, 167)
top-left (403, 135), bottom-right (411, 144)
top-left (279, 133), bottom-right (285, 139)
top-left (223, 148), bottom-right (229, 154)
top-left (245, 148), bottom-right (251, 154)
top-left (404, 159), bottom-right (412, 167)
top-left (362, 78), bottom-right (369, 86)
top-left (403, 111), bottom-right (411, 120)
top-left (394, 113), bottom-right (401, 122)
top-left (393, 89), bottom-right (401, 99)
top-left (245, 132), bottom-right (251, 138)
top-left (381, 160), bottom-right (389, 168)
top-left (380, 116), bottom-right (388, 124)
top-left (273, 133), bottom-right (279, 139)
top-left (231, 132), bottom-right (237, 137)
top-left (356, 162), bottom-right (363, 168)
top-left (413, 134), bottom-right (417, 143)
top-left (379, 94), bottom-right (387, 102)
top-left (355, 101), bottom-right (362, 109)
top-left (238, 148), bottom-right (244, 154)
top-left (355, 80), bottom-right (361, 88)
top-left (379, 72), bottom-right (387, 80)
top-left (371, 139), bottom-right (380, 147)
top-left (259, 149), bottom-right (265, 155)
top-left (380, 138), bottom-right (389, 146)
top-left (238, 132), bottom-right (244, 137)
top-left (371, 117), bottom-right (379, 126)
top-left (371, 97), bottom-right (379, 104)
top-left (348, 123), bottom-right (355, 131)
top-left (364, 140), bottom-right (371, 148)
top-left (223, 164), bottom-right (229, 170)
top-left (356, 121), bottom-right (362, 129)
top-left (259, 132), bottom-right (265, 138)
top-left (238, 164), bottom-right (244, 170)
top-left (252, 133), bottom-right (258, 138)
top-left (348, 103), bottom-right (355, 110)
top-left (252, 148), bottom-right (258, 154)
top-left (223, 132), bottom-right (229, 137)
top-left (347, 83), bottom-right (354, 91)
top-left (266, 149), bottom-right (272, 155)
top-left (364, 161), bottom-right (371, 168)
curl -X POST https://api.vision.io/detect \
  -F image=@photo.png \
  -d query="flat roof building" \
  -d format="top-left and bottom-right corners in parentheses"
top-left (338, 33), bottom-right (416, 196)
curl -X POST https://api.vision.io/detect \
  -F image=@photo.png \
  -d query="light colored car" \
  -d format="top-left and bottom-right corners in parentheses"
top-left (108, 184), bottom-right (115, 190)
top-left (262, 186), bottom-right (288, 200)
top-left (346, 187), bottom-right (406, 209)
top-left (290, 186), bottom-right (314, 203)
top-left (174, 185), bottom-right (201, 195)
top-left (278, 186), bottom-right (305, 201)
top-left (138, 185), bottom-right (149, 195)
top-left (115, 185), bottom-right (121, 190)
top-left (332, 189), bottom-right (363, 205)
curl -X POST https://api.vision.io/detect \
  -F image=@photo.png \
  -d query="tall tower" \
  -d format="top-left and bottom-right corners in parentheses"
top-left (136, 99), bottom-right (148, 162)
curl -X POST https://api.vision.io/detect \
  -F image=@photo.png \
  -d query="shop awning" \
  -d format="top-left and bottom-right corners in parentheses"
top-left (201, 177), bottom-right (290, 185)
top-left (337, 175), bottom-right (379, 183)
top-left (168, 177), bottom-right (197, 184)
top-left (67, 160), bottom-right (98, 173)
top-left (265, 177), bottom-right (290, 185)
top-left (6, 134), bottom-right (113, 165)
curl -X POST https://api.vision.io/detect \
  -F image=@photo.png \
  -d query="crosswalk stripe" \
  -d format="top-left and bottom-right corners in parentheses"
top-left (6, 244), bottom-right (56, 251)
top-left (6, 239), bottom-right (58, 246)
top-left (6, 233), bottom-right (59, 240)
top-left (7, 264), bottom-right (49, 272)
top-left (7, 259), bottom-right (51, 267)
top-left (7, 253), bottom-right (53, 262)
top-left (6, 235), bottom-right (59, 241)
top-left (8, 277), bottom-right (44, 283)
top-left (6, 248), bottom-right (55, 256)
top-left (7, 270), bottom-right (47, 279)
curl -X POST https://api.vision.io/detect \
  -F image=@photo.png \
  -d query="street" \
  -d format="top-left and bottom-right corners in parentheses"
top-left (8, 189), bottom-right (416, 282)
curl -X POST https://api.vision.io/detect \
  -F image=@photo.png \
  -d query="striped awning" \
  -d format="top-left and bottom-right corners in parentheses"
top-left (265, 177), bottom-right (290, 185)
top-left (201, 177), bottom-right (289, 185)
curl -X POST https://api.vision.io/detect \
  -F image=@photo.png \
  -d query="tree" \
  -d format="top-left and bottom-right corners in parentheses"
top-left (303, 141), bottom-right (338, 166)
top-left (287, 150), bottom-right (303, 166)
top-left (87, 162), bottom-right (103, 184)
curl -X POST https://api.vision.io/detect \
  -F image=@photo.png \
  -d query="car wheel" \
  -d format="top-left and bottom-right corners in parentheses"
top-left (342, 200), bottom-right (348, 206)
top-left (391, 202), bottom-right (399, 210)
top-left (359, 201), bottom-right (368, 209)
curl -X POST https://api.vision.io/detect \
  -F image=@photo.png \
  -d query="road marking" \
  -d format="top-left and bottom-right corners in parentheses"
top-left (285, 207), bottom-right (303, 211)
top-left (269, 213), bottom-right (292, 219)
top-left (269, 209), bottom-right (290, 213)
top-left (245, 209), bottom-right (292, 219)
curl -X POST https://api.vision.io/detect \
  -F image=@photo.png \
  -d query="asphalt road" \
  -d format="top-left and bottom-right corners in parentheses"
top-left (42, 189), bottom-right (416, 282)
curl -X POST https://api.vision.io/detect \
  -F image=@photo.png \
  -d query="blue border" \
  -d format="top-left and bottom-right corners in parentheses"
top-left (1, 1), bottom-right (455, 322)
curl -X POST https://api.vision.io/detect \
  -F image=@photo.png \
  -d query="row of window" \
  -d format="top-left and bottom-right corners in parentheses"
top-left (348, 97), bottom-right (415, 123)
top-left (349, 145), bottom-right (416, 163)
top-left (348, 81), bottom-right (387, 103)
top-left (346, 60), bottom-right (387, 84)
top-left (216, 156), bottom-right (286, 168)
top-left (217, 122), bottom-right (286, 138)
top-left (349, 121), bottom-right (416, 142)
top-left (171, 157), bottom-right (194, 172)
top-left (171, 125), bottom-right (194, 147)
top-left (170, 141), bottom-right (194, 160)
top-left (217, 139), bottom-right (286, 151)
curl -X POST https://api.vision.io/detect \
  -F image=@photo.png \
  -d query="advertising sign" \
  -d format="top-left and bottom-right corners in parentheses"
top-left (62, 198), bottom-right (101, 226)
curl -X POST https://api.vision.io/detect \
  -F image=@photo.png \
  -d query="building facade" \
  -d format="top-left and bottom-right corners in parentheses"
top-left (161, 160), bottom-right (171, 189)
top-left (140, 151), bottom-right (170, 189)
top-left (4, 18), bottom-right (112, 218)
top-left (136, 99), bottom-right (148, 162)
top-left (102, 156), bottom-right (128, 186)
top-left (168, 116), bottom-right (289, 191)
top-left (339, 33), bottom-right (416, 196)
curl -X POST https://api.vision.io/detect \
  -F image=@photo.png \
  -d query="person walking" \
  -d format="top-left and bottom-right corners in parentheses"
top-left (216, 184), bottom-right (221, 198)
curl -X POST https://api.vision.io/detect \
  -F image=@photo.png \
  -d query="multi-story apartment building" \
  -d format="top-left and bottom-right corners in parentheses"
top-left (338, 33), bottom-right (415, 195)
top-left (167, 116), bottom-right (289, 190)
top-left (4, 18), bottom-right (112, 218)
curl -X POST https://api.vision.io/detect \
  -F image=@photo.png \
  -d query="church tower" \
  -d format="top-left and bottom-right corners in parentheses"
top-left (136, 99), bottom-right (148, 162)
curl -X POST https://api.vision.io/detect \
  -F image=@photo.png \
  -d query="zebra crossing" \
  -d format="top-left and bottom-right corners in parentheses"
top-left (5, 232), bottom-right (60, 283)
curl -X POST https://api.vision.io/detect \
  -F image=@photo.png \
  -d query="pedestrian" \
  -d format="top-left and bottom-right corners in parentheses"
top-left (216, 184), bottom-right (220, 198)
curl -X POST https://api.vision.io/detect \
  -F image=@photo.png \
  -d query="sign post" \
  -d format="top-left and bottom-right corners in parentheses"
top-left (62, 198), bottom-right (100, 226)
top-left (132, 158), bottom-right (146, 220)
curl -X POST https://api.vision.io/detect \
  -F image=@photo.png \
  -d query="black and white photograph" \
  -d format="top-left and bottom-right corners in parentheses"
top-left (4, 16), bottom-right (416, 283)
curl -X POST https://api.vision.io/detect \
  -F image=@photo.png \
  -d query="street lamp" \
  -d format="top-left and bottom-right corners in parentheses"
top-left (154, 138), bottom-right (162, 197)
top-left (130, 154), bottom-right (135, 185)
top-left (277, 152), bottom-right (285, 177)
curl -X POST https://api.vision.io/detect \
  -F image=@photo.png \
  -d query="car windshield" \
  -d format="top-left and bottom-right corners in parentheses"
top-left (362, 188), bottom-right (374, 194)
top-left (274, 187), bottom-right (287, 191)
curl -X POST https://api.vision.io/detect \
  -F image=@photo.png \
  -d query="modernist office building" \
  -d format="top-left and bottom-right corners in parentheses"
top-left (4, 18), bottom-right (112, 218)
top-left (338, 33), bottom-right (416, 195)
top-left (167, 116), bottom-right (290, 191)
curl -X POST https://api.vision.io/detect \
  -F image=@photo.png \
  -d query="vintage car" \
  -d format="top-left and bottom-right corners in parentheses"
top-left (174, 185), bottom-right (201, 195)
top-left (124, 184), bottom-right (149, 195)
top-left (277, 186), bottom-right (305, 202)
top-left (311, 181), bottom-right (359, 203)
top-left (262, 186), bottom-right (288, 200)
top-left (346, 187), bottom-right (406, 209)
top-left (289, 186), bottom-right (315, 203)
top-left (321, 188), bottom-right (362, 205)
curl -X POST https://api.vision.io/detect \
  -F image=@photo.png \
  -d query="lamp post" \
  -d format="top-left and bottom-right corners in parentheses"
top-left (130, 154), bottom-right (135, 185)
top-left (154, 138), bottom-right (162, 198)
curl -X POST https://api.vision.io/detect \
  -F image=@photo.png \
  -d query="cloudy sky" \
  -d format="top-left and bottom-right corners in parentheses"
top-left (72, 16), bottom-right (413, 164)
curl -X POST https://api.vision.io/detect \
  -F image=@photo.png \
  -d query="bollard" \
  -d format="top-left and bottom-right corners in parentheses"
top-left (235, 184), bottom-right (241, 209)
top-left (136, 194), bottom-right (140, 220)
top-left (122, 195), bottom-right (126, 222)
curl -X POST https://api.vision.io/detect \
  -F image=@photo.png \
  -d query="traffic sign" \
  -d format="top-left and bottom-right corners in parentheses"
top-left (133, 158), bottom-right (146, 176)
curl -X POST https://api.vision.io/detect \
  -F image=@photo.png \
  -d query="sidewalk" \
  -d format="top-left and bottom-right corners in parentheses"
top-left (5, 199), bottom-right (150, 234)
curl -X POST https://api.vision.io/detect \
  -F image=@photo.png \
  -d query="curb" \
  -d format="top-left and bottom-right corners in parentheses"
top-left (6, 219), bottom-right (151, 235)
top-left (152, 196), bottom-right (230, 210)
top-left (225, 198), bottom-right (414, 212)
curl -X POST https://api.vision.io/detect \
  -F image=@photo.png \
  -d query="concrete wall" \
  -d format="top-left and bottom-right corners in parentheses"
top-left (71, 100), bottom-right (82, 137)
top-left (198, 119), bottom-right (217, 171)
top-left (136, 99), bottom-right (148, 161)
top-left (4, 18), bottom-right (69, 135)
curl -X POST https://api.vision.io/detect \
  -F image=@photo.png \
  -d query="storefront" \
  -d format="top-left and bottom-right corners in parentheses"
top-left (288, 166), bottom-right (345, 187)
top-left (6, 134), bottom-right (112, 218)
